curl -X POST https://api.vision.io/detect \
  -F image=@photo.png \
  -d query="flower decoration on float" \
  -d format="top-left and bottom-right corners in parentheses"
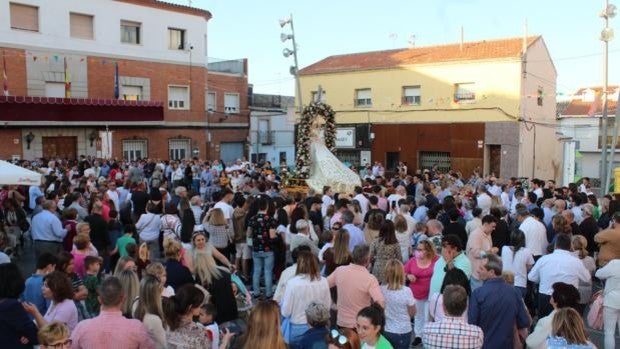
top-left (295, 101), bottom-right (336, 179)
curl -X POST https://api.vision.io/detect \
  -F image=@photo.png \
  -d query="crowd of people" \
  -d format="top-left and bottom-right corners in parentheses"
top-left (0, 156), bottom-right (619, 349)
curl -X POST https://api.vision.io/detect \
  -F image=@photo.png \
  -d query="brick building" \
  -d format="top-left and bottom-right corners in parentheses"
top-left (0, 0), bottom-right (249, 163)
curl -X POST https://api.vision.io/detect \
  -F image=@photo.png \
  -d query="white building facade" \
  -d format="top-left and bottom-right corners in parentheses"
top-left (249, 94), bottom-right (295, 169)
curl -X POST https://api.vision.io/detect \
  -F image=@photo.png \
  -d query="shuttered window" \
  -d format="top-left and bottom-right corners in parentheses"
top-left (206, 91), bottom-right (216, 112)
top-left (168, 86), bottom-right (189, 110)
top-left (224, 93), bottom-right (240, 113)
top-left (121, 85), bottom-right (142, 101)
top-left (169, 139), bottom-right (190, 160)
top-left (122, 140), bottom-right (147, 161)
top-left (403, 86), bottom-right (421, 105)
top-left (10, 3), bottom-right (39, 32)
top-left (70, 13), bottom-right (94, 39)
top-left (355, 88), bottom-right (372, 107)
top-left (121, 20), bottom-right (141, 44)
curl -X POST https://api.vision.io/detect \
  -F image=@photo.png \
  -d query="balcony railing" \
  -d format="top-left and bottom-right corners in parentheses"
top-left (258, 130), bottom-right (274, 145)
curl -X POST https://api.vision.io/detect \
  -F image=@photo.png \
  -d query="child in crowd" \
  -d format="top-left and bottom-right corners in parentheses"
top-left (411, 222), bottom-right (428, 249)
top-left (199, 303), bottom-right (220, 349)
top-left (111, 224), bottom-right (138, 258)
top-left (231, 281), bottom-right (253, 323)
top-left (318, 230), bottom-right (334, 263)
top-left (107, 210), bottom-right (123, 248)
top-left (22, 253), bottom-right (56, 315)
top-left (83, 256), bottom-right (103, 316)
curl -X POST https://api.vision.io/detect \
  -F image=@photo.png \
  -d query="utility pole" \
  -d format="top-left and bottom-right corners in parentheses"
top-left (600, 0), bottom-right (616, 194)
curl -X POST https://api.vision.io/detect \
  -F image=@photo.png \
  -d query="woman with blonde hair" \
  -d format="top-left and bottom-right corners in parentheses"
top-left (118, 269), bottom-right (140, 318)
top-left (572, 235), bottom-right (596, 314)
top-left (203, 208), bottom-right (233, 256)
top-left (136, 242), bottom-right (151, 278)
top-left (548, 307), bottom-right (594, 347)
top-left (194, 249), bottom-right (238, 324)
top-left (381, 259), bottom-right (416, 349)
top-left (163, 239), bottom-right (194, 290)
top-left (37, 321), bottom-right (71, 349)
top-left (393, 214), bottom-right (411, 262)
top-left (145, 262), bottom-right (175, 298)
top-left (323, 230), bottom-right (352, 276)
top-left (280, 251), bottom-right (331, 347)
top-left (232, 300), bottom-right (287, 349)
top-left (113, 256), bottom-right (136, 276)
top-left (134, 274), bottom-right (167, 349)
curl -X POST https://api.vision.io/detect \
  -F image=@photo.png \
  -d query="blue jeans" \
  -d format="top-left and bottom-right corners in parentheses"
top-left (384, 331), bottom-right (412, 349)
top-left (252, 251), bottom-right (274, 297)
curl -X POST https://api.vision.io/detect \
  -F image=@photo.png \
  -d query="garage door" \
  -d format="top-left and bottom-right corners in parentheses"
top-left (220, 142), bottom-right (244, 165)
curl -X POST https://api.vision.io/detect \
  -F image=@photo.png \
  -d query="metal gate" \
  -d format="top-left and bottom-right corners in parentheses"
top-left (419, 151), bottom-right (451, 172)
top-left (220, 142), bottom-right (244, 165)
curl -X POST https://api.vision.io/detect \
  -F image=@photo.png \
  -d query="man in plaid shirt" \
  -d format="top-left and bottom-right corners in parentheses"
top-left (422, 285), bottom-right (483, 349)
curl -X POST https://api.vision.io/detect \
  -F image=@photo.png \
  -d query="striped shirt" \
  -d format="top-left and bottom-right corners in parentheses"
top-left (422, 316), bottom-right (484, 349)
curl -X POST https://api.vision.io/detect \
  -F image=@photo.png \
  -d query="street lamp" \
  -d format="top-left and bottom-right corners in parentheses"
top-left (600, 0), bottom-right (615, 194)
top-left (280, 14), bottom-right (303, 115)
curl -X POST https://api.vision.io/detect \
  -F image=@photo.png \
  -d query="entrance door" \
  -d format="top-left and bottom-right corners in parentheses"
top-left (386, 152), bottom-right (400, 172)
top-left (489, 145), bottom-right (501, 178)
top-left (42, 137), bottom-right (77, 159)
top-left (220, 142), bottom-right (244, 165)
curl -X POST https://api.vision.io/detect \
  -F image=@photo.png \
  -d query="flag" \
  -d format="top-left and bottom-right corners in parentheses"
top-left (114, 62), bottom-right (119, 99)
top-left (64, 57), bottom-right (71, 98)
top-left (2, 51), bottom-right (8, 97)
top-left (587, 90), bottom-right (601, 117)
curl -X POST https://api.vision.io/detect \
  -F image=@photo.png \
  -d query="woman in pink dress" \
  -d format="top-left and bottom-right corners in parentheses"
top-left (403, 239), bottom-right (438, 346)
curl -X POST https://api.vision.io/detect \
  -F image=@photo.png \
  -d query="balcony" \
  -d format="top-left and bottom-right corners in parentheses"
top-left (258, 130), bottom-right (274, 145)
top-left (0, 96), bottom-right (164, 124)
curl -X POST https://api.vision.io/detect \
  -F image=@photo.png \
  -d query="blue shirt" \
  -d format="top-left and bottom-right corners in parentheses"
top-left (22, 274), bottom-right (49, 315)
top-left (468, 278), bottom-right (530, 349)
top-left (298, 327), bottom-right (328, 349)
top-left (200, 170), bottom-right (213, 186)
top-left (343, 224), bottom-right (365, 252)
top-left (413, 206), bottom-right (429, 223)
top-left (28, 186), bottom-right (43, 210)
top-left (31, 210), bottom-right (67, 242)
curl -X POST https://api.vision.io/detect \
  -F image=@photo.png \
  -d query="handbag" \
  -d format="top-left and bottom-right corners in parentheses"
top-left (587, 290), bottom-right (604, 330)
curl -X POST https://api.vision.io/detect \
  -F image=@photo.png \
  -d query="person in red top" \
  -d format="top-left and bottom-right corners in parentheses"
top-left (404, 239), bottom-right (439, 346)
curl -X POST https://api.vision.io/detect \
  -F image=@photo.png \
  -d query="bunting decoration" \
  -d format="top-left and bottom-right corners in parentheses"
top-left (64, 57), bottom-right (71, 98)
top-left (2, 51), bottom-right (8, 97)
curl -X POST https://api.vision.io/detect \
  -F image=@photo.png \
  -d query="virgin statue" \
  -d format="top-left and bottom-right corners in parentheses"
top-left (304, 117), bottom-right (361, 193)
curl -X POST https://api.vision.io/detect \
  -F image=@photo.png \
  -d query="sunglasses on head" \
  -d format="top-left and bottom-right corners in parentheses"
top-left (330, 329), bottom-right (348, 346)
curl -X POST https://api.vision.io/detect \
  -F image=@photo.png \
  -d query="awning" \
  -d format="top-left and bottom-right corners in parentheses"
top-left (0, 160), bottom-right (42, 186)
top-left (0, 96), bottom-right (164, 123)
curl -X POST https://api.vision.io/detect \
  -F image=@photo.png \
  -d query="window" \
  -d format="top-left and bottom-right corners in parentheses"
top-left (169, 139), bottom-right (190, 160)
top-left (355, 88), bottom-right (372, 107)
top-left (419, 151), bottom-right (451, 172)
top-left (10, 3), bottom-right (39, 32)
top-left (206, 91), bottom-right (216, 112)
top-left (45, 82), bottom-right (65, 98)
top-left (168, 28), bottom-right (186, 50)
top-left (224, 93), bottom-right (240, 113)
top-left (454, 83), bottom-right (476, 102)
top-left (403, 86), bottom-right (421, 105)
top-left (311, 90), bottom-right (326, 102)
top-left (121, 85), bottom-right (142, 101)
top-left (121, 20), bottom-right (141, 44)
top-left (258, 119), bottom-right (271, 144)
top-left (279, 152), bottom-right (287, 164)
top-left (168, 86), bottom-right (189, 110)
top-left (70, 13), bottom-right (94, 39)
top-left (537, 86), bottom-right (544, 106)
top-left (122, 140), bottom-right (147, 161)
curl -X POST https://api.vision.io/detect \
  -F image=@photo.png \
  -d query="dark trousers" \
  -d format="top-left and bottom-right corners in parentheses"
top-left (538, 293), bottom-right (553, 318)
top-left (34, 240), bottom-right (63, 259)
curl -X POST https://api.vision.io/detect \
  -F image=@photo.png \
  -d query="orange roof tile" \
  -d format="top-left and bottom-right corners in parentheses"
top-left (299, 36), bottom-right (541, 76)
top-left (562, 86), bottom-right (618, 117)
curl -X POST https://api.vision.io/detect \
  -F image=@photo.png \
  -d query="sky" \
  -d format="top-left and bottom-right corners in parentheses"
top-left (173, 0), bottom-right (619, 98)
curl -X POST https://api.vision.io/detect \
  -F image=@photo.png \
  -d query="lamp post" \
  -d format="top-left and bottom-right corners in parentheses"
top-left (600, 0), bottom-right (616, 194)
top-left (280, 14), bottom-right (303, 114)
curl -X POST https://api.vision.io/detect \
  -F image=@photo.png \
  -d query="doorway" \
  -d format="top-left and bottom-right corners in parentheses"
top-left (42, 137), bottom-right (77, 159)
top-left (488, 145), bottom-right (501, 178)
top-left (386, 152), bottom-right (400, 172)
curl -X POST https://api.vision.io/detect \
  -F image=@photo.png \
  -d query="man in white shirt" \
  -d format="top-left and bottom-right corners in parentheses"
top-left (487, 177), bottom-right (502, 197)
top-left (353, 186), bottom-right (370, 217)
top-left (476, 186), bottom-right (492, 216)
top-left (516, 206), bottom-right (548, 258)
top-left (321, 186), bottom-right (334, 217)
top-left (105, 181), bottom-right (121, 212)
top-left (213, 189), bottom-right (234, 224)
top-left (527, 234), bottom-right (590, 318)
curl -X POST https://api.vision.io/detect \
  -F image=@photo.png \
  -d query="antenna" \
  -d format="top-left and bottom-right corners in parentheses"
top-left (522, 18), bottom-right (528, 54)
top-left (460, 26), bottom-right (464, 51)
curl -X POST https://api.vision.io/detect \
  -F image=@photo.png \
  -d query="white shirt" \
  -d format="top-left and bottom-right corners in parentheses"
top-left (213, 201), bottom-right (234, 220)
top-left (273, 264), bottom-right (297, 304)
top-left (595, 259), bottom-right (620, 309)
top-left (395, 231), bottom-right (411, 262)
top-left (501, 192), bottom-right (511, 211)
top-left (387, 194), bottom-right (405, 210)
top-left (518, 216), bottom-right (548, 256)
top-left (489, 185), bottom-right (502, 197)
top-left (571, 206), bottom-right (584, 224)
top-left (527, 249), bottom-right (591, 295)
top-left (354, 193), bottom-right (370, 217)
top-left (136, 212), bottom-right (162, 242)
top-left (404, 214), bottom-right (417, 235)
top-left (534, 188), bottom-right (543, 199)
top-left (501, 246), bottom-right (534, 288)
top-left (476, 193), bottom-right (492, 215)
top-left (321, 195), bottom-right (334, 217)
top-left (106, 189), bottom-right (120, 212)
top-left (280, 275), bottom-right (331, 324)
top-left (381, 285), bottom-right (415, 334)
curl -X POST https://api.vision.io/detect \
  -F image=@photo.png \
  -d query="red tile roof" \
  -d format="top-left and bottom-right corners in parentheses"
top-left (562, 86), bottom-right (618, 117)
top-left (114, 0), bottom-right (212, 20)
top-left (299, 36), bottom-right (541, 76)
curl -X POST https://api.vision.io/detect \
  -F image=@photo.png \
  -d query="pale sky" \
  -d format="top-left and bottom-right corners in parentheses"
top-left (174, 0), bottom-right (619, 98)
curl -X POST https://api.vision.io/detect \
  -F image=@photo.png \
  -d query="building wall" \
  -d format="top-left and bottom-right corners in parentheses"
top-left (249, 109), bottom-right (296, 168)
top-left (0, 129), bottom-right (25, 160)
top-left (1, 47), bottom-right (28, 96)
top-left (519, 38), bottom-right (559, 181)
top-left (112, 128), bottom-right (206, 159)
top-left (0, 0), bottom-right (208, 67)
top-left (299, 59), bottom-right (522, 124)
top-left (372, 123), bottom-right (485, 176)
top-left (484, 121), bottom-right (520, 179)
top-left (207, 70), bottom-right (250, 126)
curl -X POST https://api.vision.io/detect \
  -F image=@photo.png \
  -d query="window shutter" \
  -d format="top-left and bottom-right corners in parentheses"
top-left (70, 13), bottom-right (94, 39)
top-left (357, 89), bottom-right (371, 100)
top-left (10, 3), bottom-right (39, 31)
